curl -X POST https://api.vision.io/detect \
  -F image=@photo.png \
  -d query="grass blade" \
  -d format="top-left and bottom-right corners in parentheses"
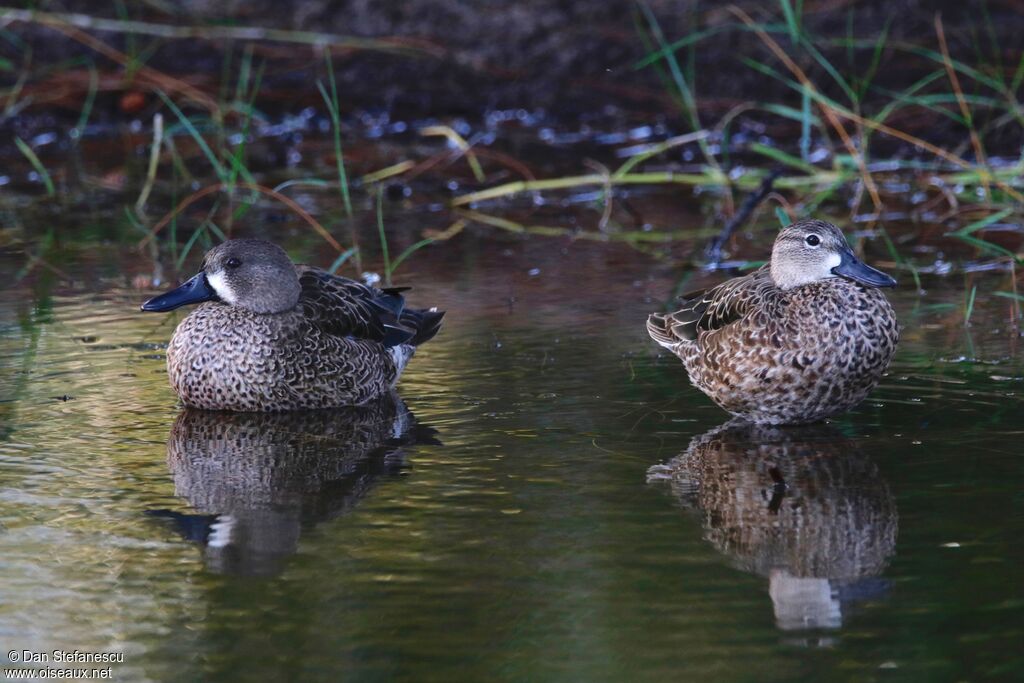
top-left (799, 85), bottom-right (811, 161)
top-left (421, 125), bottom-right (486, 182)
top-left (317, 52), bottom-right (353, 219)
top-left (135, 112), bottom-right (163, 215)
top-left (774, 206), bottom-right (791, 227)
top-left (948, 208), bottom-right (1014, 236)
top-left (376, 187), bottom-right (391, 284)
top-left (950, 233), bottom-right (1021, 261)
top-left (633, 25), bottom-right (726, 69)
top-left (71, 61), bottom-right (99, 141)
top-left (749, 142), bottom-right (819, 174)
top-left (156, 89), bottom-right (227, 181)
top-left (14, 137), bottom-right (55, 196)
top-left (778, 0), bottom-right (802, 42)
top-left (964, 284), bottom-right (977, 326)
top-left (390, 238), bottom-right (435, 276)
top-left (328, 247), bottom-right (359, 274)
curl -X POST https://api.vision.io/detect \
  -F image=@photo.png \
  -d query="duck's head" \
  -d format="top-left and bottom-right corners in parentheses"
top-left (770, 220), bottom-right (897, 291)
top-left (141, 239), bottom-right (301, 314)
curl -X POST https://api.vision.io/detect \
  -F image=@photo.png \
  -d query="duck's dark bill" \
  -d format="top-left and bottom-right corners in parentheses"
top-left (832, 250), bottom-right (897, 288)
top-left (141, 273), bottom-right (218, 312)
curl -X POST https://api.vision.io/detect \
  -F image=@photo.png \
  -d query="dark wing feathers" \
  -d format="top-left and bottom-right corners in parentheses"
top-left (647, 266), bottom-right (771, 346)
top-left (400, 308), bottom-right (445, 345)
top-left (298, 267), bottom-right (444, 348)
top-left (371, 295), bottom-right (404, 318)
top-left (381, 323), bottom-right (416, 347)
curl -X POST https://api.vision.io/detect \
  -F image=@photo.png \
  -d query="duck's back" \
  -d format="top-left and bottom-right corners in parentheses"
top-left (167, 268), bottom-right (443, 411)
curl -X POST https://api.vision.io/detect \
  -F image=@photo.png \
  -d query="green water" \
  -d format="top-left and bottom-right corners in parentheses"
top-left (1, 237), bottom-right (1022, 682)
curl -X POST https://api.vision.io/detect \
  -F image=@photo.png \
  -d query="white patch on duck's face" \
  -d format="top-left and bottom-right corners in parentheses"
top-left (822, 250), bottom-right (842, 276)
top-left (799, 249), bottom-right (844, 284)
top-left (206, 270), bottom-right (238, 305)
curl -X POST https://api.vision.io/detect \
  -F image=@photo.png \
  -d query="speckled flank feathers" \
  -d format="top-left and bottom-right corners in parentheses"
top-left (144, 240), bottom-right (444, 411)
top-left (647, 220), bottom-right (899, 424)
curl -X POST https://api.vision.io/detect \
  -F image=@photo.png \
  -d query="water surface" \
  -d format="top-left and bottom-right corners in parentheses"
top-left (1, 236), bottom-right (1022, 682)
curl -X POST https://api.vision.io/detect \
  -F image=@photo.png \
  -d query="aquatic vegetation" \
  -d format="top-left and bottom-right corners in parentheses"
top-left (12, 135), bottom-right (54, 196)
top-left (1, 7), bottom-right (1023, 678)
top-left (0, 1), bottom-right (1021, 330)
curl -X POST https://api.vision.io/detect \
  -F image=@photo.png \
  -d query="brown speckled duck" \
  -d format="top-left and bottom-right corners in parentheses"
top-left (141, 239), bottom-right (444, 411)
top-left (647, 220), bottom-right (899, 424)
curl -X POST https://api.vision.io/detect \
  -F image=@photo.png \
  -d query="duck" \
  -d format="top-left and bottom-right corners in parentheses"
top-left (647, 219), bottom-right (898, 424)
top-left (141, 239), bottom-right (444, 411)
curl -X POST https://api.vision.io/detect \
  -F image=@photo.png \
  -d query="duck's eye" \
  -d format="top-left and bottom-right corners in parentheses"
top-left (225, 257), bottom-right (242, 269)
top-left (805, 234), bottom-right (821, 247)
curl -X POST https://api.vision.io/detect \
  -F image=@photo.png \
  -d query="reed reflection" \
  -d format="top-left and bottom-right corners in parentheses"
top-left (150, 392), bottom-right (437, 576)
top-left (649, 420), bottom-right (897, 631)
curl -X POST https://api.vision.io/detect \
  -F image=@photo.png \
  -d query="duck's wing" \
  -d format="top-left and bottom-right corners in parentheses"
top-left (298, 267), bottom-right (444, 347)
top-left (647, 266), bottom-right (770, 346)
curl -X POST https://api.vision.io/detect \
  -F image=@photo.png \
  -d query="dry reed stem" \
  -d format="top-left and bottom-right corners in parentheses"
top-left (729, 6), bottom-right (1023, 203)
top-left (421, 125), bottom-right (486, 182)
top-left (138, 183), bottom-right (343, 252)
top-left (727, 5), bottom-right (882, 212)
top-left (38, 20), bottom-right (220, 113)
top-left (1, 8), bottom-right (439, 56)
top-left (934, 13), bottom-right (992, 201)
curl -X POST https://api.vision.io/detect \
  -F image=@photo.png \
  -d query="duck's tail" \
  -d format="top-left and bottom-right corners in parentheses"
top-left (400, 307), bottom-right (446, 346)
top-left (646, 312), bottom-right (681, 350)
top-left (386, 307), bottom-right (445, 380)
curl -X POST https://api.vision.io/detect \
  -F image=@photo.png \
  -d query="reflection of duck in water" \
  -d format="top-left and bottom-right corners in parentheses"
top-left (149, 392), bottom-right (437, 576)
top-left (648, 420), bottom-right (897, 631)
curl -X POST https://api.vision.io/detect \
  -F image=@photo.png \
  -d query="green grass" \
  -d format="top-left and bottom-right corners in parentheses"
top-left (70, 61), bottom-right (98, 142)
top-left (374, 187), bottom-right (435, 285)
top-left (3, 0), bottom-right (1022, 322)
top-left (964, 284), bottom-right (978, 326)
top-left (317, 49), bottom-right (362, 272)
top-left (453, 1), bottom-right (1022, 285)
top-left (317, 52), bottom-right (354, 220)
top-left (14, 136), bottom-right (55, 197)
top-left (375, 187), bottom-right (391, 283)
top-left (630, 2), bottom-right (1023, 196)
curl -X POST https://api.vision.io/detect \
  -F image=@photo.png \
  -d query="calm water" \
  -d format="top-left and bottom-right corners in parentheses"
top-left (1, 236), bottom-right (1022, 682)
